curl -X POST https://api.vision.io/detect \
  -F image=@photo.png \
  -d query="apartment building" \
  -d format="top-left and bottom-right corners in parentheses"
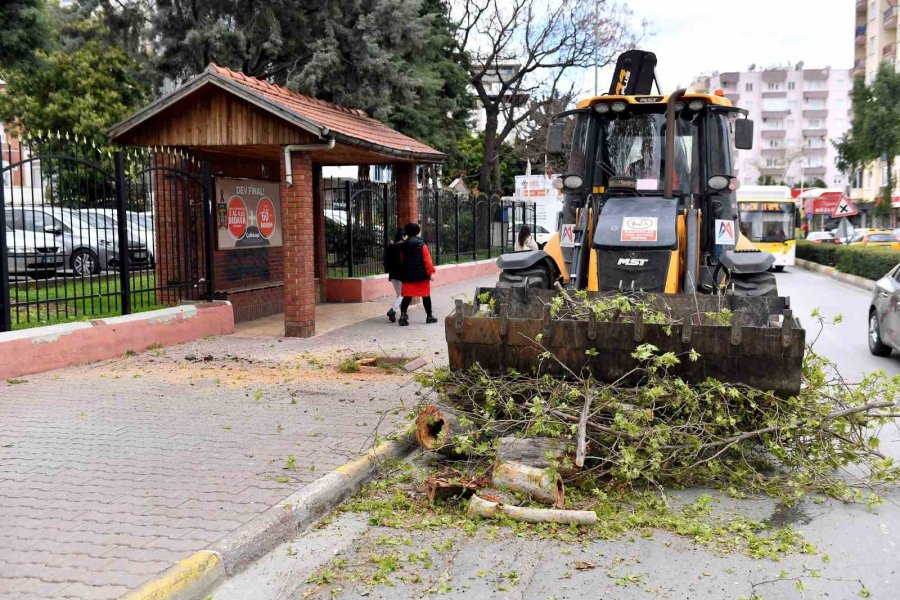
top-left (695, 67), bottom-right (852, 189)
top-left (851, 0), bottom-right (899, 207)
top-left (469, 62), bottom-right (530, 133)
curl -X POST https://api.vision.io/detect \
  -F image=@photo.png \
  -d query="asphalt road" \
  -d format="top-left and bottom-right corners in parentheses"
top-left (215, 266), bottom-right (900, 600)
top-left (774, 267), bottom-right (900, 381)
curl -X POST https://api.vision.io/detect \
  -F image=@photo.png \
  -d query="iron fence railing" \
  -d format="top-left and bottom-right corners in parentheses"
top-left (0, 135), bottom-right (213, 331)
top-left (323, 178), bottom-right (538, 277)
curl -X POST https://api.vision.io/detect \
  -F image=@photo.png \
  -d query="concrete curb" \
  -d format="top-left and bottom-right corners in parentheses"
top-left (120, 436), bottom-right (415, 600)
top-left (794, 258), bottom-right (876, 292)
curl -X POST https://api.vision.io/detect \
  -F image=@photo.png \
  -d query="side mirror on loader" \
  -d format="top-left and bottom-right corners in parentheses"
top-left (735, 119), bottom-right (754, 150)
top-left (547, 122), bottom-right (565, 154)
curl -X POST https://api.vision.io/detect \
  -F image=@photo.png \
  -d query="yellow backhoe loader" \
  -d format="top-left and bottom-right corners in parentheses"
top-left (446, 51), bottom-right (805, 395)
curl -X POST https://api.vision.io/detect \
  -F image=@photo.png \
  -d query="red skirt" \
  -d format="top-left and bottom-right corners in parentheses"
top-left (402, 280), bottom-right (431, 297)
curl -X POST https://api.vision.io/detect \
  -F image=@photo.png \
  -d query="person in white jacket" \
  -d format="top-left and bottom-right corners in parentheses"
top-left (514, 224), bottom-right (539, 251)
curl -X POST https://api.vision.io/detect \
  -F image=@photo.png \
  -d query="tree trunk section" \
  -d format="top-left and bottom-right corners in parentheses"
top-left (481, 110), bottom-right (500, 194)
top-left (492, 460), bottom-right (565, 508)
top-left (494, 436), bottom-right (578, 475)
top-left (415, 404), bottom-right (476, 457)
top-left (467, 494), bottom-right (597, 525)
top-left (424, 471), bottom-right (486, 503)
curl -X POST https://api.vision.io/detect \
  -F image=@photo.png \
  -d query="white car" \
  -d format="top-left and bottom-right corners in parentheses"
top-left (5, 225), bottom-right (64, 278)
top-left (532, 225), bottom-right (552, 248)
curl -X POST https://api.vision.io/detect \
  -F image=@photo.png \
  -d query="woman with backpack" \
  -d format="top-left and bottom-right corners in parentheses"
top-left (383, 228), bottom-right (406, 322)
top-left (398, 222), bottom-right (436, 326)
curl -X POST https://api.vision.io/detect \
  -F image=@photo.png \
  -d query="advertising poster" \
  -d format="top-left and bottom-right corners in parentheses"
top-left (215, 178), bottom-right (282, 250)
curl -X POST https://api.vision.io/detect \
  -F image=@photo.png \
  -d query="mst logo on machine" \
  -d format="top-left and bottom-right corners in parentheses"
top-left (617, 257), bottom-right (649, 267)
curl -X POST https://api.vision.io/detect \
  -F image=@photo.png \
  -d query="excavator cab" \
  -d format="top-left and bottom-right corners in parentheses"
top-left (447, 51), bottom-right (805, 395)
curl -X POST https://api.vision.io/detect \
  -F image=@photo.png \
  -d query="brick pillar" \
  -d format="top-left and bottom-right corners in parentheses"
top-left (312, 165), bottom-right (327, 303)
top-left (281, 152), bottom-right (316, 337)
top-left (396, 163), bottom-right (418, 226)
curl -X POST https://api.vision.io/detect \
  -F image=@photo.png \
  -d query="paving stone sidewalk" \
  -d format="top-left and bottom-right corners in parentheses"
top-left (0, 275), bottom-right (493, 599)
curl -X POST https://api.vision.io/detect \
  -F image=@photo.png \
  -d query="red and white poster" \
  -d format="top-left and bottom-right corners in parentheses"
top-left (620, 216), bottom-right (658, 242)
top-left (215, 178), bottom-right (282, 250)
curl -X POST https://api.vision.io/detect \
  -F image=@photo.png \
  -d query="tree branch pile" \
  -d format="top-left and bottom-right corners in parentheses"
top-left (415, 338), bottom-right (900, 505)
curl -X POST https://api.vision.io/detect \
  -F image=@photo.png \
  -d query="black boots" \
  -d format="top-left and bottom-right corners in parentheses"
top-left (425, 315), bottom-right (438, 324)
top-left (398, 313), bottom-right (409, 326)
top-left (387, 308), bottom-right (396, 323)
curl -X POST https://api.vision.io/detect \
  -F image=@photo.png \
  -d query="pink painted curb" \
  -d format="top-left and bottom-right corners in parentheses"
top-left (325, 258), bottom-right (500, 303)
top-left (0, 302), bottom-right (235, 380)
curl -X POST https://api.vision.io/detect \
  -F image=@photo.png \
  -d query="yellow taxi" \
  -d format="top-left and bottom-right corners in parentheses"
top-left (848, 230), bottom-right (900, 249)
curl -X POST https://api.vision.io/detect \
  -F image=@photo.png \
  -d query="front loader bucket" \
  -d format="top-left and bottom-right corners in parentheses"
top-left (445, 287), bottom-right (806, 396)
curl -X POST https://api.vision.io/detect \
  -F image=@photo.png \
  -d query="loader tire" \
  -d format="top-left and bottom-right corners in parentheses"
top-left (498, 264), bottom-right (552, 289)
top-left (729, 271), bottom-right (778, 298)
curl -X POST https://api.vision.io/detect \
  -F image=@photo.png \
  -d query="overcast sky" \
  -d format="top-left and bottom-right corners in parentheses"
top-left (585, 0), bottom-right (856, 95)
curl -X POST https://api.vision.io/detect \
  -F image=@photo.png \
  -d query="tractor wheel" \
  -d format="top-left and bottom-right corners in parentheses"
top-left (869, 309), bottom-right (892, 357)
top-left (729, 271), bottom-right (778, 297)
top-left (498, 264), bottom-right (552, 289)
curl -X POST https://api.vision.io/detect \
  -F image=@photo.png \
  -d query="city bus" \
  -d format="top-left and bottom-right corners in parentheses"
top-left (736, 185), bottom-right (796, 271)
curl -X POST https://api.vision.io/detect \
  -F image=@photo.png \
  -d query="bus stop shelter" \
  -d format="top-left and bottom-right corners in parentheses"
top-left (110, 65), bottom-right (445, 337)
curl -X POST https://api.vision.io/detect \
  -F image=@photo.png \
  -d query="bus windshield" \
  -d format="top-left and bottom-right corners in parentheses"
top-left (738, 201), bottom-right (796, 243)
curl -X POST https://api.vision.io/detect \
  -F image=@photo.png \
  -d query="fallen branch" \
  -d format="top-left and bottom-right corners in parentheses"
top-left (467, 494), bottom-right (597, 525)
top-left (493, 460), bottom-right (565, 508)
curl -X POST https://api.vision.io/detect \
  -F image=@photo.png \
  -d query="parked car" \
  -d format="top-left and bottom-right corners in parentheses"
top-left (532, 224), bottom-right (552, 248)
top-left (870, 263), bottom-right (900, 356)
top-left (805, 231), bottom-right (836, 244)
top-left (78, 209), bottom-right (156, 268)
top-left (5, 207), bottom-right (151, 276)
top-left (5, 224), bottom-right (64, 278)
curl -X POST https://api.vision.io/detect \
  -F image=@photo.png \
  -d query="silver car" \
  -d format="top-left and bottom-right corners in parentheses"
top-left (5, 207), bottom-right (151, 276)
top-left (5, 224), bottom-right (64, 278)
top-left (869, 263), bottom-right (900, 356)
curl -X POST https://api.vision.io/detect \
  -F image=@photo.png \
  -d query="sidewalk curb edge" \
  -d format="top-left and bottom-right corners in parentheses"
top-left (119, 436), bottom-right (415, 600)
top-left (794, 258), bottom-right (876, 292)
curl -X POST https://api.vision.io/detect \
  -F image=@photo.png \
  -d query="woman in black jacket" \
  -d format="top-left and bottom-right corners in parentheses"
top-left (383, 228), bottom-right (406, 322)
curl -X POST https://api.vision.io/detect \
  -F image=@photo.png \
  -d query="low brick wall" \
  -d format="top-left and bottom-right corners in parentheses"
top-left (215, 282), bottom-right (285, 323)
top-left (325, 258), bottom-right (500, 303)
top-left (0, 302), bottom-right (234, 380)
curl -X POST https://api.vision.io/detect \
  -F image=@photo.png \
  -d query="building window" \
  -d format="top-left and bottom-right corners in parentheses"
top-left (767, 82), bottom-right (780, 91)
top-left (763, 97), bottom-right (787, 110)
top-left (788, 81), bottom-right (795, 91)
top-left (745, 82), bottom-right (753, 92)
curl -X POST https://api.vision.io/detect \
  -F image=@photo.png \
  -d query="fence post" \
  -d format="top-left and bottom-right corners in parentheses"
top-left (345, 180), bottom-right (354, 278)
top-left (433, 174), bottom-right (441, 266)
top-left (201, 160), bottom-right (215, 302)
top-left (0, 176), bottom-right (10, 331)
top-left (114, 152), bottom-right (131, 316)
top-left (454, 193), bottom-right (460, 263)
top-left (471, 196), bottom-right (477, 262)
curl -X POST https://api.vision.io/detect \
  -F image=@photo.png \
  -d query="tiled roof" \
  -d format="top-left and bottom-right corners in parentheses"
top-left (207, 65), bottom-right (444, 161)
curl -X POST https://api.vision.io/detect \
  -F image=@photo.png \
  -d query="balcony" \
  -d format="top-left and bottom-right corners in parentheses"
top-left (885, 6), bottom-right (899, 28)
top-left (760, 167), bottom-right (787, 176)
top-left (761, 130), bottom-right (786, 139)
top-left (803, 129), bottom-right (828, 137)
top-left (884, 43), bottom-right (897, 61)
top-left (803, 147), bottom-right (828, 156)
top-left (804, 166), bottom-right (827, 176)
top-left (857, 0), bottom-right (866, 13)
top-left (853, 58), bottom-right (866, 77)
top-left (762, 110), bottom-right (790, 119)
top-left (856, 24), bottom-right (867, 45)
top-left (761, 148), bottom-right (785, 157)
top-left (803, 90), bottom-right (828, 100)
top-left (802, 109), bottom-right (828, 119)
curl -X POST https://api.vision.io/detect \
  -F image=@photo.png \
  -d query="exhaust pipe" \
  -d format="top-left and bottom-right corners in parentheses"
top-left (664, 89), bottom-right (686, 199)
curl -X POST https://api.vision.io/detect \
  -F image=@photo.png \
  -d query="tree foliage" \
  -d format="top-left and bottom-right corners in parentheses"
top-left (150, 0), bottom-right (472, 152)
top-left (0, 0), bottom-right (54, 73)
top-left (836, 65), bottom-right (900, 202)
top-left (444, 132), bottom-right (525, 193)
top-left (450, 0), bottom-right (635, 193)
top-left (0, 39), bottom-right (148, 143)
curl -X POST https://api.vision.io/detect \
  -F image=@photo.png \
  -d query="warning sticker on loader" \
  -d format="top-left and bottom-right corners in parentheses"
top-left (560, 223), bottom-right (576, 247)
top-left (620, 216), bottom-right (658, 242)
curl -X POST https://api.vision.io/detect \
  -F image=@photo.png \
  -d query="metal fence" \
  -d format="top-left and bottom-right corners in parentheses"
top-left (324, 177), bottom-right (537, 277)
top-left (0, 135), bottom-right (213, 331)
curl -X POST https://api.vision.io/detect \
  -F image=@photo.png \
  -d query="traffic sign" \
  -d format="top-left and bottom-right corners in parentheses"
top-left (831, 196), bottom-right (858, 218)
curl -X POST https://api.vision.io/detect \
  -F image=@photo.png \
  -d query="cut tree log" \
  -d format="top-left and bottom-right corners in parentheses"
top-left (424, 472), bottom-right (486, 503)
top-left (415, 404), bottom-right (477, 457)
top-left (467, 494), bottom-right (597, 525)
top-left (492, 460), bottom-right (565, 508)
top-left (494, 436), bottom-right (580, 477)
